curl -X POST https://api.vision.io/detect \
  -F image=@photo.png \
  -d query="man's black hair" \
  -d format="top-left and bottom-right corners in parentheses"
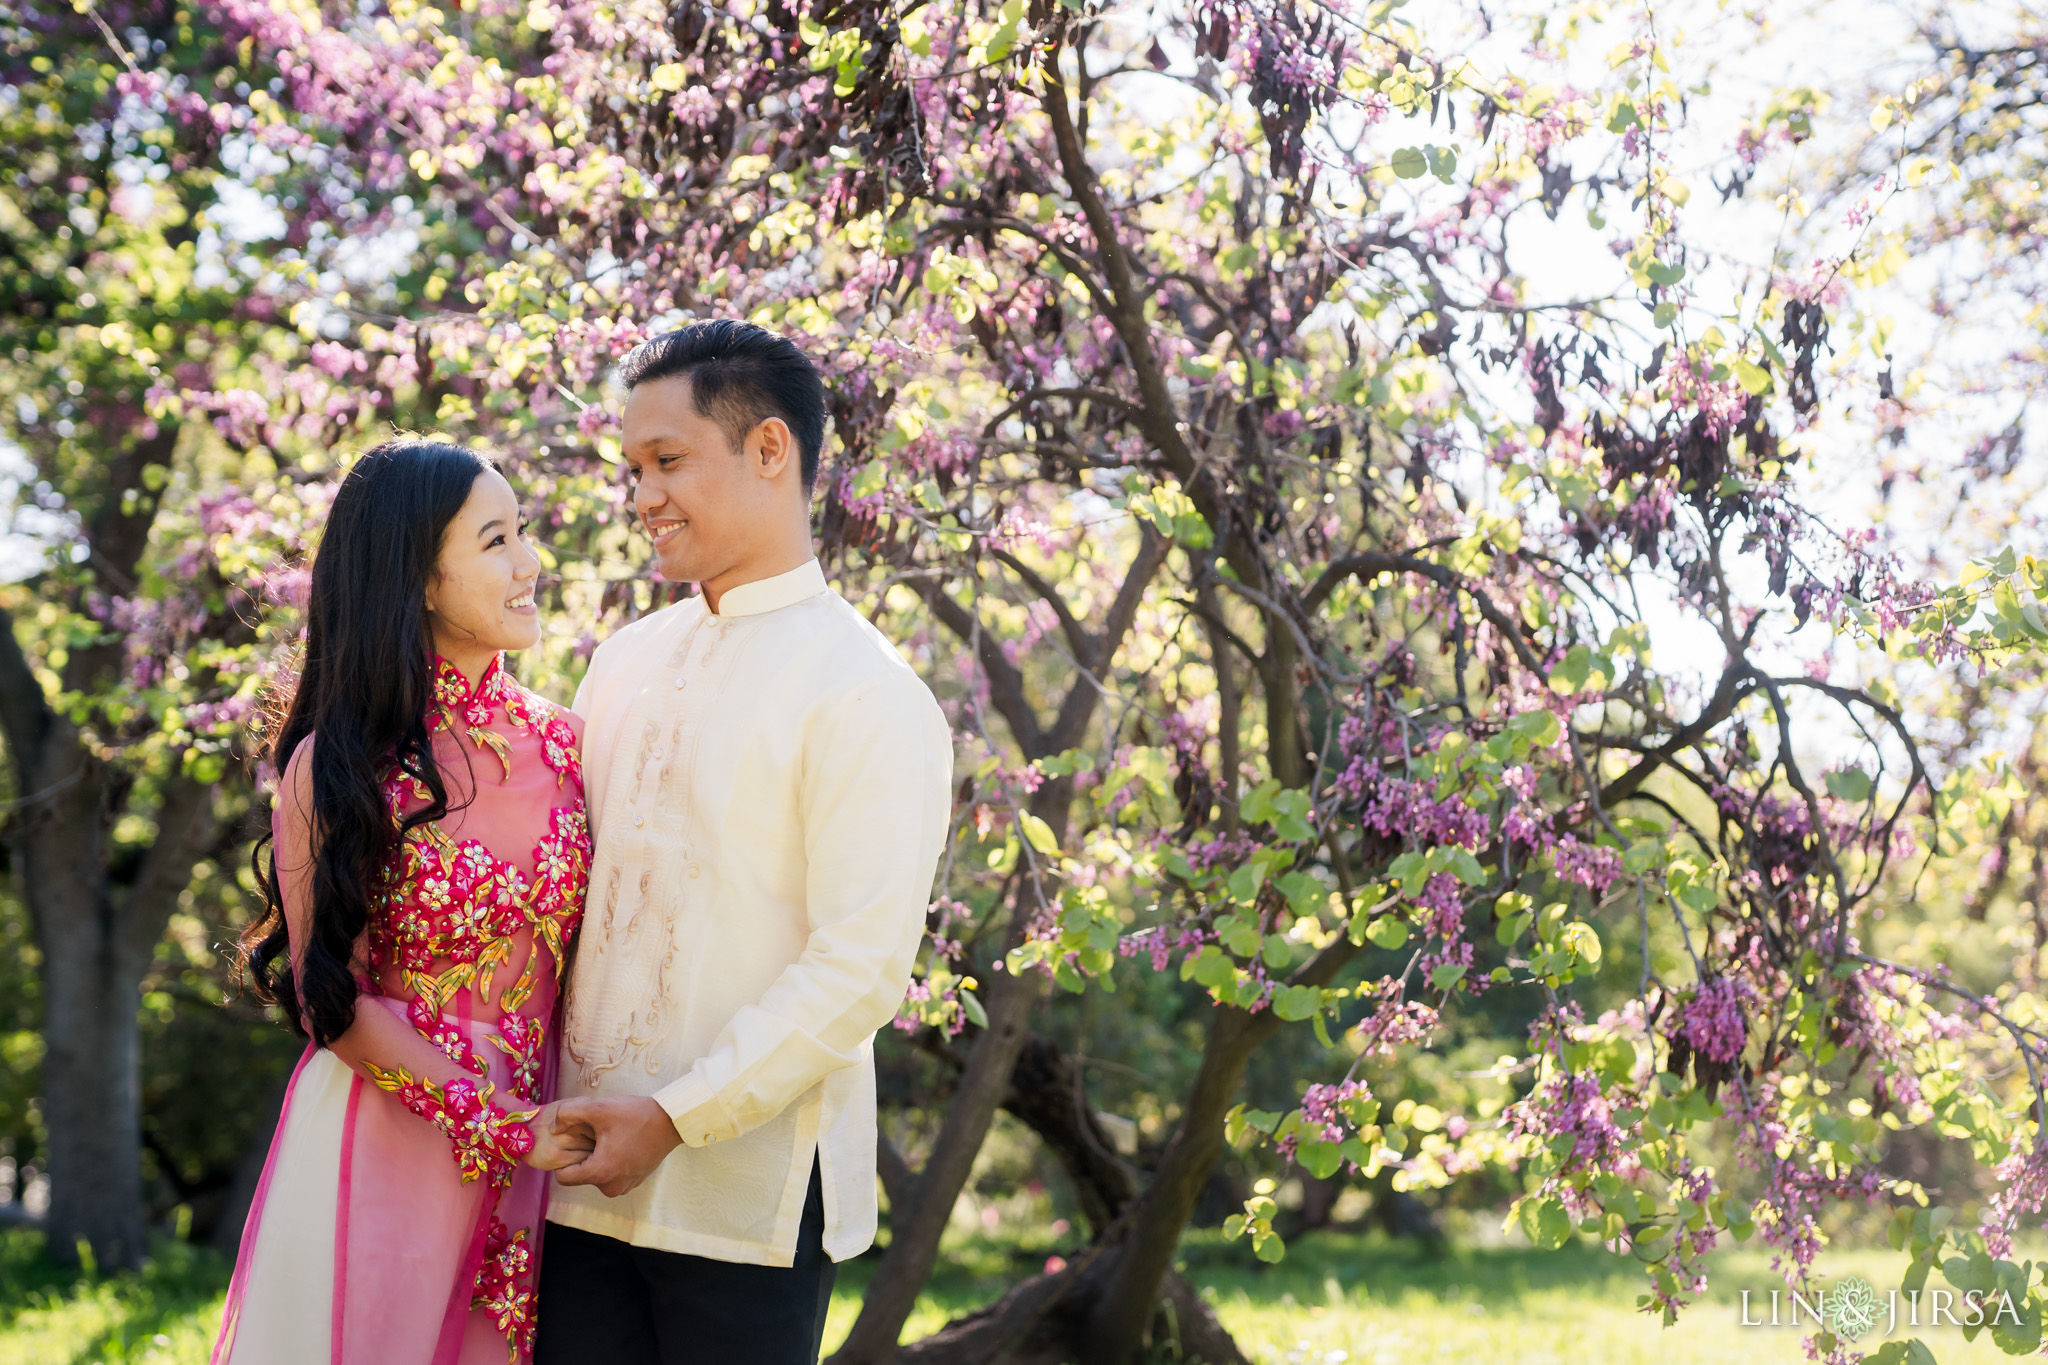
top-left (616, 319), bottom-right (829, 487)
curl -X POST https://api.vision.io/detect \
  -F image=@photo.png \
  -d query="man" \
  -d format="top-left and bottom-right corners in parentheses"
top-left (536, 320), bottom-right (954, 1364)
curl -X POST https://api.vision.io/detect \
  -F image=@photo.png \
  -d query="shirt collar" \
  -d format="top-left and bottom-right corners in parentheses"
top-left (706, 559), bottom-right (827, 619)
top-left (432, 652), bottom-right (506, 711)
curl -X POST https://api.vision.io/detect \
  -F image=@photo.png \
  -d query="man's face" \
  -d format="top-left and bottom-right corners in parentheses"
top-left (621, 374), bottom-right (777, 585)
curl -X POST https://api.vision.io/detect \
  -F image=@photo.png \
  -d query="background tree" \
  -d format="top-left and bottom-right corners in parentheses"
top-left (185, 1), bottom-right (2048, 1362)
top-left (7, 0), bottom-right (2048, 1361)
top-left (0, 0), bottom-right (277, 1270)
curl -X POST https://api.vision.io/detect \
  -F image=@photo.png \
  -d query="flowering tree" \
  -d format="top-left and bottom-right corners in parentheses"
top-left (9, 0), bottom-right (2045, 1358)
top-left (0, 0), bottom-right (342, 1267)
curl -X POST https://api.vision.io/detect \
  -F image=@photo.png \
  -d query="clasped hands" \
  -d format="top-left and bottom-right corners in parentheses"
top-left (522, 1096), bottom-right (683, 1198)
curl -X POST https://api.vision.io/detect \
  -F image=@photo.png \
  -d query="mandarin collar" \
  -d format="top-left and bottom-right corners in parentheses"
top-left (705, 559), bottom-right (828, 619)
top-left (432, 651), bottom-right (506, 709)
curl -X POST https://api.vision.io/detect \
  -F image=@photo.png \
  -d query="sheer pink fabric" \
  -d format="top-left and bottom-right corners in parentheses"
top-left (215, 656), bottom-right (588, 1365)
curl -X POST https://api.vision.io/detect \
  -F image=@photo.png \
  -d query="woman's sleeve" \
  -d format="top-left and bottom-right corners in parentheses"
top-left (276, 738), bottom-right (536, 1187)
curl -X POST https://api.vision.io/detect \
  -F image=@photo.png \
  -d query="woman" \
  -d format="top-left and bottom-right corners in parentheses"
top-left (216, 439), bottom-right (592, 1365)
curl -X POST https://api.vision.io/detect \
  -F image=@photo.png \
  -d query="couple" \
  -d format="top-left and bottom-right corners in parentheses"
top-left (212, 321), bottom-right (954, 1365)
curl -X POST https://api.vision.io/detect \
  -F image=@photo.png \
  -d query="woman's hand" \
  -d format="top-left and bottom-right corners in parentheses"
top-left (522, 1101), bottom-right (597, 1171)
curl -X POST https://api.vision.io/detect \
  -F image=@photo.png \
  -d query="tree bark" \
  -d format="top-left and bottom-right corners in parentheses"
top-left (830, 964), bottom-right (1042, 1364)
top-left (0, 416), bottom-right (216, 1270)
top-left (30, 771), bottom-right (148, 1270)
top-left (840, 533), bottom-right (1168, 1362)
top-left (1077, 1010), bottom-right (1265, 1363)
top-left (16, 736), bottom-right (217, 1270)
top-left (1075, 932), bottom-right (1366, 1363)
top-left (210, 1067), bottom-right (293, 1256)
top-left (999, 1034), bottom-right (1135, 1235)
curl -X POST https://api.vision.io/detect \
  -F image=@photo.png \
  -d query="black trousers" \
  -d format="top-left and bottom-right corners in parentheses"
top-left (534, 1162), bottom-right (836, 1365)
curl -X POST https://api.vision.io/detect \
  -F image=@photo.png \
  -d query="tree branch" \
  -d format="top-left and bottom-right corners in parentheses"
top-left (0, 603), bottom-right (54, 779)
top-left (917, 578), bottom-right (1049, 755)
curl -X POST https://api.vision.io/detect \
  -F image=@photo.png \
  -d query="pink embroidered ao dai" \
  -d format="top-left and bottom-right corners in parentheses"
top-left (215, 656), bottom-right (590, 1365)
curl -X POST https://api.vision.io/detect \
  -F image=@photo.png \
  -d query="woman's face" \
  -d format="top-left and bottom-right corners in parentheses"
top-left (425, 468), bottom-right (542, 669)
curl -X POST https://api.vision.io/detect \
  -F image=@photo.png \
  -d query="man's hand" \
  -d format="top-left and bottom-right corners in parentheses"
top-left (550, 1096), bottom-right (684, 1198)
top-left (522, 1102), bottom-right (596, 1172)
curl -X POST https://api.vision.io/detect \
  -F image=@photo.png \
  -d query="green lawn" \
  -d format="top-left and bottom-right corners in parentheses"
top-left (0, 1225), bottom-right (2029, 1364)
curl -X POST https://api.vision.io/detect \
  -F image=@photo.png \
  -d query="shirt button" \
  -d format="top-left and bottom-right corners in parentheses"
top-left (651, 748), bottom-right (663, 759)
top-left (688, 864), bottom-right (701, 879)
top-left (702, 1133), bottom-right (717, 1143)
top-left (633, 815), bottom-right (645, 828)
top-left (674, 678), bottom-right (687, 690)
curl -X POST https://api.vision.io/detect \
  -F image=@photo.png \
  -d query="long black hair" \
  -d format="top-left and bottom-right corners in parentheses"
top-left (242, 438), bottom-right (496, 1045)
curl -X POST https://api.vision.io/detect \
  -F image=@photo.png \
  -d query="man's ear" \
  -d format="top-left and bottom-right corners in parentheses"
top-left (752, 416), bottom-right (796, 480)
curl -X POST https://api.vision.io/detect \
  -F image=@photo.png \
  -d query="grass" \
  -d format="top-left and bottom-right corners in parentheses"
top-left (0, 1231), bottom-right (229, 1365)
top-left (0, 1225), bottom-right (2031, 1365)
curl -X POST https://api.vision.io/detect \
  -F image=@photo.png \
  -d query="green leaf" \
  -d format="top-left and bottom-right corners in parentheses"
top-left (1825, 767), bottom-right (1873, 802)
top-left (1185, 945), bottom-right (1237, 989)
top-left (1390, 147), bottom-right (1428, 179)
top-left (1448, 848), bottom-right (1486, 885)
top-left (1225, 1104), bottom-right (1282, 1146)
top-left (1944, 1251), bottom-right (1997, 1295)
top-left (959, 988), bottom-right (988, 1029)
top-left (1227, 862), bottom-right (1267, 905)
top-left (1297, 1138), bottom-right (1345, 1179)
top-left (1732, 357), bottom-right (1772, 396)
top-left (1366, 916), bottom-right (1410, 950)
top-left (1521, 1196), bottom-right (1573, 1250)
top-left (1389, 850), bottom-right (1427, 897)
top-left (1272, 984), bottom-right (1323, 1021)
top-left (1019, 812), bottom-right (1059, 855)
top-left (1276, 870), bottom-right (1327, 916)
top-left (1652, 301), bottom-right (1678, 329)
top-left (1429, 963), bottom-right (1467, 992)
top-left (1508, 709), bottom-right (1561, 747)
top-left (1547, 644), bottom-right (1610, 694)
top-left (1252, 1225), bottom-right (1287, 1262)
top-left (1427, 144), bottom-right (1458, 181)
top-left (1558, 921), bottom-right (1602, 965)
top-left (1993, 1293), bottom-right (2043, 1353)
top-left (1217, 914), bottom-right (1262, 958)
top-left (850, 459), bottom-right (888, 498)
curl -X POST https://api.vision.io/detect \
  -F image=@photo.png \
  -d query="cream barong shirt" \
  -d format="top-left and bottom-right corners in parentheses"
top-left (549, 559), bottom-right (953, 1266)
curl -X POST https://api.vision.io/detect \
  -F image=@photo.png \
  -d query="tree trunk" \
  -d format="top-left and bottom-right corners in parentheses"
top-left (20, 763), bottom-right (217, 1270)
top-left (19, 744), bottom-right (150, 1268)
top-left (0, 607), bottom-right (219, 1269)
top-left (830, 964), bottom-right (1043, 1364)
top-left (1078, 1010), bottom-right (1266, 1364)
top-left (894, 1248), bottom-right (1249, 1365)
top-left (999, 1034), bottom-right (1135, 1235)
top-left (211, 1067), bottom-right (293, 1256)
top-left (38, 926), bottom-right (148, 1269)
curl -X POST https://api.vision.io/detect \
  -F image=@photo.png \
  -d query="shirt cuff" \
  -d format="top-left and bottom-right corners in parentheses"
top-left (652, 1072), bottom-right (738, 1148)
